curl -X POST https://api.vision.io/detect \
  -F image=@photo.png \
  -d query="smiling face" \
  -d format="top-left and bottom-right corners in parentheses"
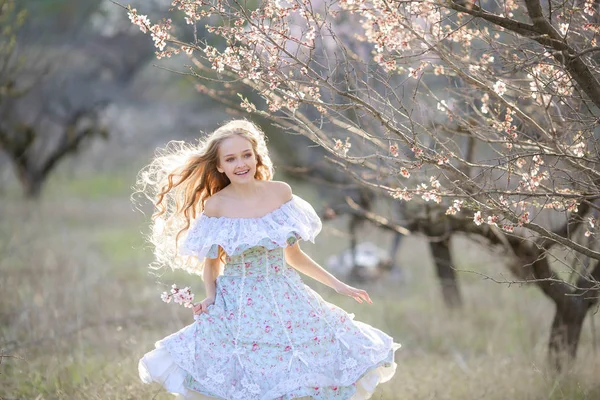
top-left (216, 134), bottom-right (258, 183)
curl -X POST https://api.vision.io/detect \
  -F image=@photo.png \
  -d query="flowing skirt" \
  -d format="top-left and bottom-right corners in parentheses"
top-left (139, 248), bottom-right (400, 399)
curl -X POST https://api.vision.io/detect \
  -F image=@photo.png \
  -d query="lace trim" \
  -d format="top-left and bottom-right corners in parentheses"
top-left (179, 195), bottom-right (322, 259)
top-left (191, 347), bottom-right (395, 400)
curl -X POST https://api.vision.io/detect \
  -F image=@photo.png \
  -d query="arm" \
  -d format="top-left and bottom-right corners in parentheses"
top-left (203, 256), bottom-right (221, 300)
top-left (284, 242), bottom-right (372, 304)
top-left (193, 255), bottom-right (221, 315)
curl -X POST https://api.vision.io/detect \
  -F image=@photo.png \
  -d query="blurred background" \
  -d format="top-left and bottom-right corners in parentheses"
top-left (1, 0), bottom-right (598, 399)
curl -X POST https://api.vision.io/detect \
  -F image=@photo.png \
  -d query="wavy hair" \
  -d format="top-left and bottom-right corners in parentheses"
top-left (133, 119), bottom-right (274, 275)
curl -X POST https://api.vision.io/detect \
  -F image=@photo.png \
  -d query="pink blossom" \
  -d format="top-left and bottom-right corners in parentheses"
top-left (480, 93), bottom-right (490, 114)
top-left (518, 212), bottom-right (530, 226)
top-left (333, 137), bottom-right (351, 156)
top-left (584, 0), bottom-right (595, 15)
top-left (473, 211), bottom-right (484, 225)
top-left (446, 199), bottom-right (463, 215)
top-left (390, 187), bottom-right (412, 201)
top-left (493, 80), bottom-right (507, 96)
top-left (487, 215), bottom-right (499, 226)
top-left (422, 192), bottom-right (433, 202)
top-left (567, 200), bottom-right (579, 212)
top-left (161, 292), bottom-right (171, 303)
top-left (162, 284), bottom-right (195, 308)
top-left (128, 9), bottom-right (151, 33)
top-left (502, 224), bottom-right (515, 233)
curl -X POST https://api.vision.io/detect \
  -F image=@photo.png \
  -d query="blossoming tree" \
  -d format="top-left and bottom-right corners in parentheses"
top-left (123, 0), bottom-right (600, 369)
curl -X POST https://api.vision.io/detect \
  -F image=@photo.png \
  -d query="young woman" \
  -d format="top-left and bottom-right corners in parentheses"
top-left (137, 119), bottom-right (400, 399)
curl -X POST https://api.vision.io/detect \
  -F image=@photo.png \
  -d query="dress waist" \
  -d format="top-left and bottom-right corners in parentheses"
top-left (223, 245), bottom-right (286, 277)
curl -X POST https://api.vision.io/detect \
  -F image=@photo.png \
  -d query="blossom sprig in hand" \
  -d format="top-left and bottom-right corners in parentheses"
top-left (161, 284), bottom-right (195, 308)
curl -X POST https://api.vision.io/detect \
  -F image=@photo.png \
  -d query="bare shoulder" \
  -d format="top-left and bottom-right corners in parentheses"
top-left (203, 194), bottom-right (222, 217)
top-left (267, 180), bottom-right (293, 203)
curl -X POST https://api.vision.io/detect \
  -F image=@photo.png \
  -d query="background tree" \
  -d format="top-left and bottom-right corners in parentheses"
top-left (0, 0), bottom-right (154, 198)
top-left (124, 0), bottom-right (600, 369)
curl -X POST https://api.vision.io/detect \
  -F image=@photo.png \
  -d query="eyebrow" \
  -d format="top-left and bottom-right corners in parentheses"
top-left (223, 149), bottom-right (253, 157)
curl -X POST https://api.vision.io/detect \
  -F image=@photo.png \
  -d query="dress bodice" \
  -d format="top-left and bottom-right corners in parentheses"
top-left (223, 246), bottom-right (289, 277)
top-left (179, 194), bottom-right (322, 259)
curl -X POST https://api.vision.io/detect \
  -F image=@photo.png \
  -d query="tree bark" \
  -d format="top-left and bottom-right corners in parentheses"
top-left (429, 238), bottom-right (463, 308)
top-left (548, 301), bottom-right (588, 371)
top-left (13, 156), bottom-right (44, 199)
top-left (548, 261), bottom-right (600, 370)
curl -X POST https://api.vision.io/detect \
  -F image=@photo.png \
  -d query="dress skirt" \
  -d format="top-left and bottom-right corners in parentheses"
top-left (139, 246), bottom-right (400, 399)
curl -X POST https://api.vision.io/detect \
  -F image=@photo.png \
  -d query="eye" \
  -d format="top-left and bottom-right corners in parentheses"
top-left (225, 158), bottom-right (234, 162)
top-left (244, 153), bottom-right (252, 158)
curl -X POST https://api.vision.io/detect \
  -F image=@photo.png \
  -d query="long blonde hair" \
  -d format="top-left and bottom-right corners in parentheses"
top-left (134, 119), bottom-right (274, 274)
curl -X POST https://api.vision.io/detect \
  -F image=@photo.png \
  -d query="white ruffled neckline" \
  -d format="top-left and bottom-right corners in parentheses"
top-left (179, 194), bottom-right (322, 259)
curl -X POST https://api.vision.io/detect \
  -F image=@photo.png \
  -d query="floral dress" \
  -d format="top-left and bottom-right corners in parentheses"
top-left (138, 195), bottom-right (401, 400)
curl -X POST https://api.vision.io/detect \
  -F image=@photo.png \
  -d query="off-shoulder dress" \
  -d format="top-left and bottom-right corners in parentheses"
top-left (138, 194), bottom-right (401, 399)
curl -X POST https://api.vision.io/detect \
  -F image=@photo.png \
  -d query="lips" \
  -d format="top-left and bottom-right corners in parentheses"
top-left (234, 170), bottom-right (249, 175)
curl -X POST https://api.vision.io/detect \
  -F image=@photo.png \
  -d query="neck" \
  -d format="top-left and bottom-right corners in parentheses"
top-left (227, 179), bottom-right (262, 198)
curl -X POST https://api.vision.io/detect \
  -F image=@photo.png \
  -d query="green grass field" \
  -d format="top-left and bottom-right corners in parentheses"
top-left (1, 166), bottom-right (599, 399)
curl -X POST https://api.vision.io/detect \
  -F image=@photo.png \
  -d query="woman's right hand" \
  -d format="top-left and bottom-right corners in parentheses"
top-left (333, 281), bottom-right (372, 304)
top-left (192, 296), bottom-right (215, 316)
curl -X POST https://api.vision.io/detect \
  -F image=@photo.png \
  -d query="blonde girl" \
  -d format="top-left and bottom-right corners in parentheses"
top-left (136, 119), bottom-right (400, 400)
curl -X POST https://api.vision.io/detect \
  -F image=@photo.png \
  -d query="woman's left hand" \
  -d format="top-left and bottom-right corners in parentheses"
top-left (334, 282), bottom-right (372, 304)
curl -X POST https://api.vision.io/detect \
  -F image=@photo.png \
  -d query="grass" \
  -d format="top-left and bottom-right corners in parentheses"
top-left (1, 167), bottom-right (599, 400)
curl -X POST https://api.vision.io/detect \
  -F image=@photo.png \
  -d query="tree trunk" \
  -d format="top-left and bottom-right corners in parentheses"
top-left (548, 300), bottom-right (588, 372)
top-left (429, 238), bottom-right (463, 308)
top-left (14, 162), bottom-right (44, 199)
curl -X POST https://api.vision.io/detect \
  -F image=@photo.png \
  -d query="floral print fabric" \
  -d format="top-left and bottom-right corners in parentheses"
top-left (139, 195), bottom-right (400, 399)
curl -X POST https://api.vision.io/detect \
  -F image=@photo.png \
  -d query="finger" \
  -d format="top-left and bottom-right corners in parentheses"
top-left (360, 290), bottom-right (372, 304)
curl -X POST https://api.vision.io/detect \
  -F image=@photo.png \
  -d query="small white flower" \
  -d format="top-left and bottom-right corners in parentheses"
top-left (473, 211), bottom-right (484, 225)
top-left (161, 292), bottom-right (171, 303)
top-left (493, 80), bottom-right (507, 96)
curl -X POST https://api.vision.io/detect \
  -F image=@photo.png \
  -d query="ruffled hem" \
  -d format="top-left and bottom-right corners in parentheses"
top-left (139, 347), bottom-right (216, 399)
top-left (179, 195), bottom-right (322, 259)
top-left (139, 343), bottom-right (400, 400)
top-left (353, 344), bottom-right (400, 399)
